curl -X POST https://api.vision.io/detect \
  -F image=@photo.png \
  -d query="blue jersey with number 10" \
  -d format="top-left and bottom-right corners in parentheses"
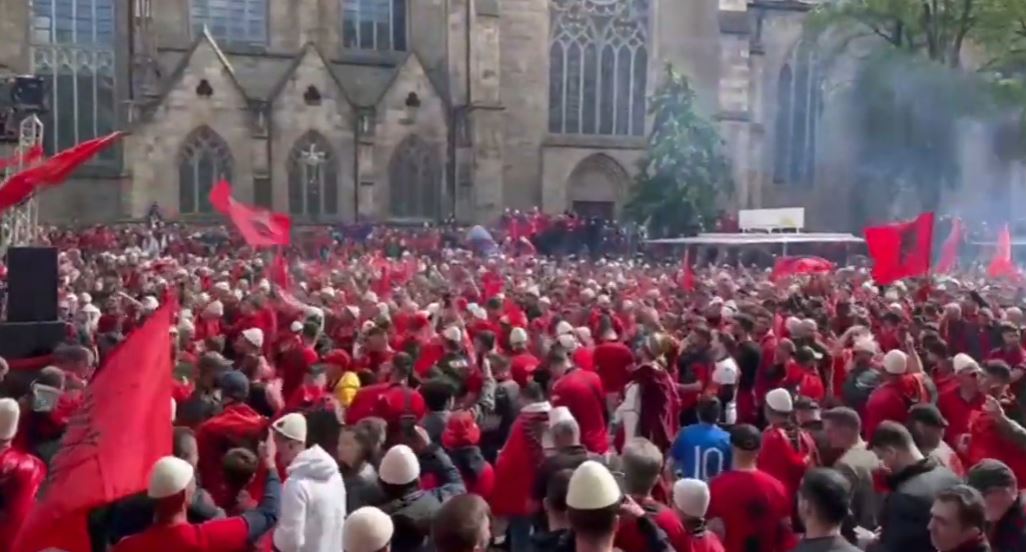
top-left (670, 423), bottom-right (732, 482)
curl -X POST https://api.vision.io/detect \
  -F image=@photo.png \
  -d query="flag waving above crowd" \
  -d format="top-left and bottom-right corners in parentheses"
top-left (209, 180), bottom-right (292, 248)
top-left (864, 211), bottom-right (935, 284)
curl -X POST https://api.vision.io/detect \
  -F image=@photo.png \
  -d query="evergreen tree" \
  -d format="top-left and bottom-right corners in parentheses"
top-left (625, 64), bottom-right (733, 238)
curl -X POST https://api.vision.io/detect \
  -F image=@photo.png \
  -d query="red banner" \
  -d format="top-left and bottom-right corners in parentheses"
top-left (0, 133), bottom-right (122, 214)
top-left (989, 224), bottom-right (1016, 278)
top-left (679, 249), bottom-right (695, 292)
top-left (936, 218), bottom-right (963, 275)
top-left (0, 145), bottom-right (43, 172)
top-left (771, 256), bottom-right (835, 281)
top-left (209, 180), bottom-right (292, 248)
top-left (864, 212), bottom-right (934, 285)
top-left (14, 299), bottom-right (175, 552)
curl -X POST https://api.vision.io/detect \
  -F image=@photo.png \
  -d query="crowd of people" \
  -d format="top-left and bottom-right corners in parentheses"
top-left (1, 220), bottom-right (1026, 552)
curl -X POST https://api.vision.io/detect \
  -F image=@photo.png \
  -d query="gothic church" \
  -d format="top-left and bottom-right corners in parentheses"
top-left (0, 0), bottom-right (846, 227)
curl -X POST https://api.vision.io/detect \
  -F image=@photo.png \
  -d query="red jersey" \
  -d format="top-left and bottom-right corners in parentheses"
top-left (345, 382), bottom-right (391, 424)
top-left (110, 518), bottom-right (250, 552)
top-left (937, 387), bottom-right (984, 449)
top-left (615, 499), bottom-right (692, 552)
top-left (708, 469), bottom-right (795, 552)
top-left (593, 342), bottom-right (635, 396)
top-left (863, 375), bottom-right (929, 439)
top-left (757, 424), bottom-right (818, 499)
top-left (783, 362), bottom-right (825, 402)
top-left (552, 369), bottom-right (608, 454)
top-left (990, 346), bottom-right (1026, 370)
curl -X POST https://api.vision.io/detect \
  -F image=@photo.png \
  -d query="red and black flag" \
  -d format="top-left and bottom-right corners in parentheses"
top-left (0, 133), bottom-right (121, 214)
top-left (209, 180), bottom-right (292, 248)
top-left (864, 212), bottom-right (934, 285)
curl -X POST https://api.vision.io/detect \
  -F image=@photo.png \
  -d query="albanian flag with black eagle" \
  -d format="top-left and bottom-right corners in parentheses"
top-left (864, 212), bottom-right (935, 285)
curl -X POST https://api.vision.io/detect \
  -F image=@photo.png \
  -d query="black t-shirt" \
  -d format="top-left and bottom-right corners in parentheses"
top-left (737, 340), bottom-right (762, 390)
top-left (792, 536), bottom-right (860, 552)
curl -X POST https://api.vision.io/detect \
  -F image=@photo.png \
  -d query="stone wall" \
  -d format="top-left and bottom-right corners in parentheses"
top-left (369, 55), bottom-right (448, 220)
top-left (498, 0), bottom-right (550, 210)
top-left (124, 38), bottom-right (259, 217)
top-left (269, 47), bottom-right (356, 221)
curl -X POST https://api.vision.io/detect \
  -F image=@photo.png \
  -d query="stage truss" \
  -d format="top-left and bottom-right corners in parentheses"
top-left (0, 115), bottom-right (44, 251)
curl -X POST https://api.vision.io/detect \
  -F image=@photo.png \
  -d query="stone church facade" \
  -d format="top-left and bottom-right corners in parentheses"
top-left (0, 0), bottom-right (848, 227)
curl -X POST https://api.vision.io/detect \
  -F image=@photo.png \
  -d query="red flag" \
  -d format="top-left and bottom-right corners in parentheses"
top-left (989, 224), bottom-right (1016, 278)
top-left (679, 249), bottom-right (695, 292)
top-left (209, 180), bottom-right (292, 248)
top-left (0, 145), bottom-right (43, 171)
top-left (864, 212), bottom-right (935, 285)
top-left (771, 256), bottom-right (835, 282)
top-left (270, 251), bottom-right (292, 291)
top-left (14, 299), bottom-right (174, 552)
top-left (936, 218), bottom-right (963, 274)
top-left (0, 133), bottom-right (121, 213)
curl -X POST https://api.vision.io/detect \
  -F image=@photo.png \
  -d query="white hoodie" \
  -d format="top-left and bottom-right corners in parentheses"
top-left (273, 445), bottom-right (347, 552)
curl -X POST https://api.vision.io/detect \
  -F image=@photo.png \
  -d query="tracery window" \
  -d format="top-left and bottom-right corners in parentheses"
top-left (774, 40), bottom-right (821, 187)
top-left (30, 0), bottom-right (117, 156)
top-left (549, 0), bottom-right (649, 136)
top-left (191, 0), bottom-right (268, 46)
top-left (178, 127), bottom-right (233, 215)
top-left (288, 133), bottom-right (339, 219)
top-left (343, 0), bottom-right (407, 52)
top-left (389, 135), bottom-right (440, 220)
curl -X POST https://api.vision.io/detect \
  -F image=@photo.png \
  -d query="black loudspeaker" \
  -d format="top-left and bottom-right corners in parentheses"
top-left (7, 246), bottom-right (58, 322)
top-left (0, 321), bottom-right (66, 359)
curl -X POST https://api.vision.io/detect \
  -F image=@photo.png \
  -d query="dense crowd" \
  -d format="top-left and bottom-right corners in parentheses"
top-left (1, 221), bottom-right (1025, 552)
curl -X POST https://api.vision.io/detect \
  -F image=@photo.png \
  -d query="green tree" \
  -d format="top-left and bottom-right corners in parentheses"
top-left (625, 64), bottom-right (733, 238)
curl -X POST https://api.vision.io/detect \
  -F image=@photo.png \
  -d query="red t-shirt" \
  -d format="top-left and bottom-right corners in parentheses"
top-left (708, 469), bottom-right (795, 552)
top-left (593, 342), bottom-right (635, 396)
top-left (345, 382), bottom-right (391, 424)
top-left (552, 369), bottom-right (608, 454)
top-left (937, 387), bottom-right (984, 448)
top-left (615, 499), bottom-right (694, 552)
top-left (110, 518), bottom-right (249, 552)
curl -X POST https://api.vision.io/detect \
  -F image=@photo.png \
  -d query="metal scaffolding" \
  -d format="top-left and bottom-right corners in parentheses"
top-left (0, 115), bottom-right (44, 251)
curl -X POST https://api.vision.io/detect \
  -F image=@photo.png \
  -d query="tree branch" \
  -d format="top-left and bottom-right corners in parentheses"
top-left (951, 0), bottom-right (975, 67)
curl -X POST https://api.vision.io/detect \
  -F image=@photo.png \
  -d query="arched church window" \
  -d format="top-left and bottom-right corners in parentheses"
top-left (191, 0), bottom-right (268, 46)
top-left (774, 40), bottom-right (820, 187)
top-left (288, 133), bottom-right (339, 219)
top-left (342, 0), bottom-right (407, 52)
top-left (30, 0), bottom-right (117, 157)
top-left (549, 0), bottom-right (650, 137)
top-left (178, 127), bottom-right (233, 215)
top-left (389, 135), bottom-right (440, 220)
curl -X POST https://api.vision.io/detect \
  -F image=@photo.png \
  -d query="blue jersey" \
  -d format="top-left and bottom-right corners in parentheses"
top-left (670, 423), bottom-right (732, 481)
